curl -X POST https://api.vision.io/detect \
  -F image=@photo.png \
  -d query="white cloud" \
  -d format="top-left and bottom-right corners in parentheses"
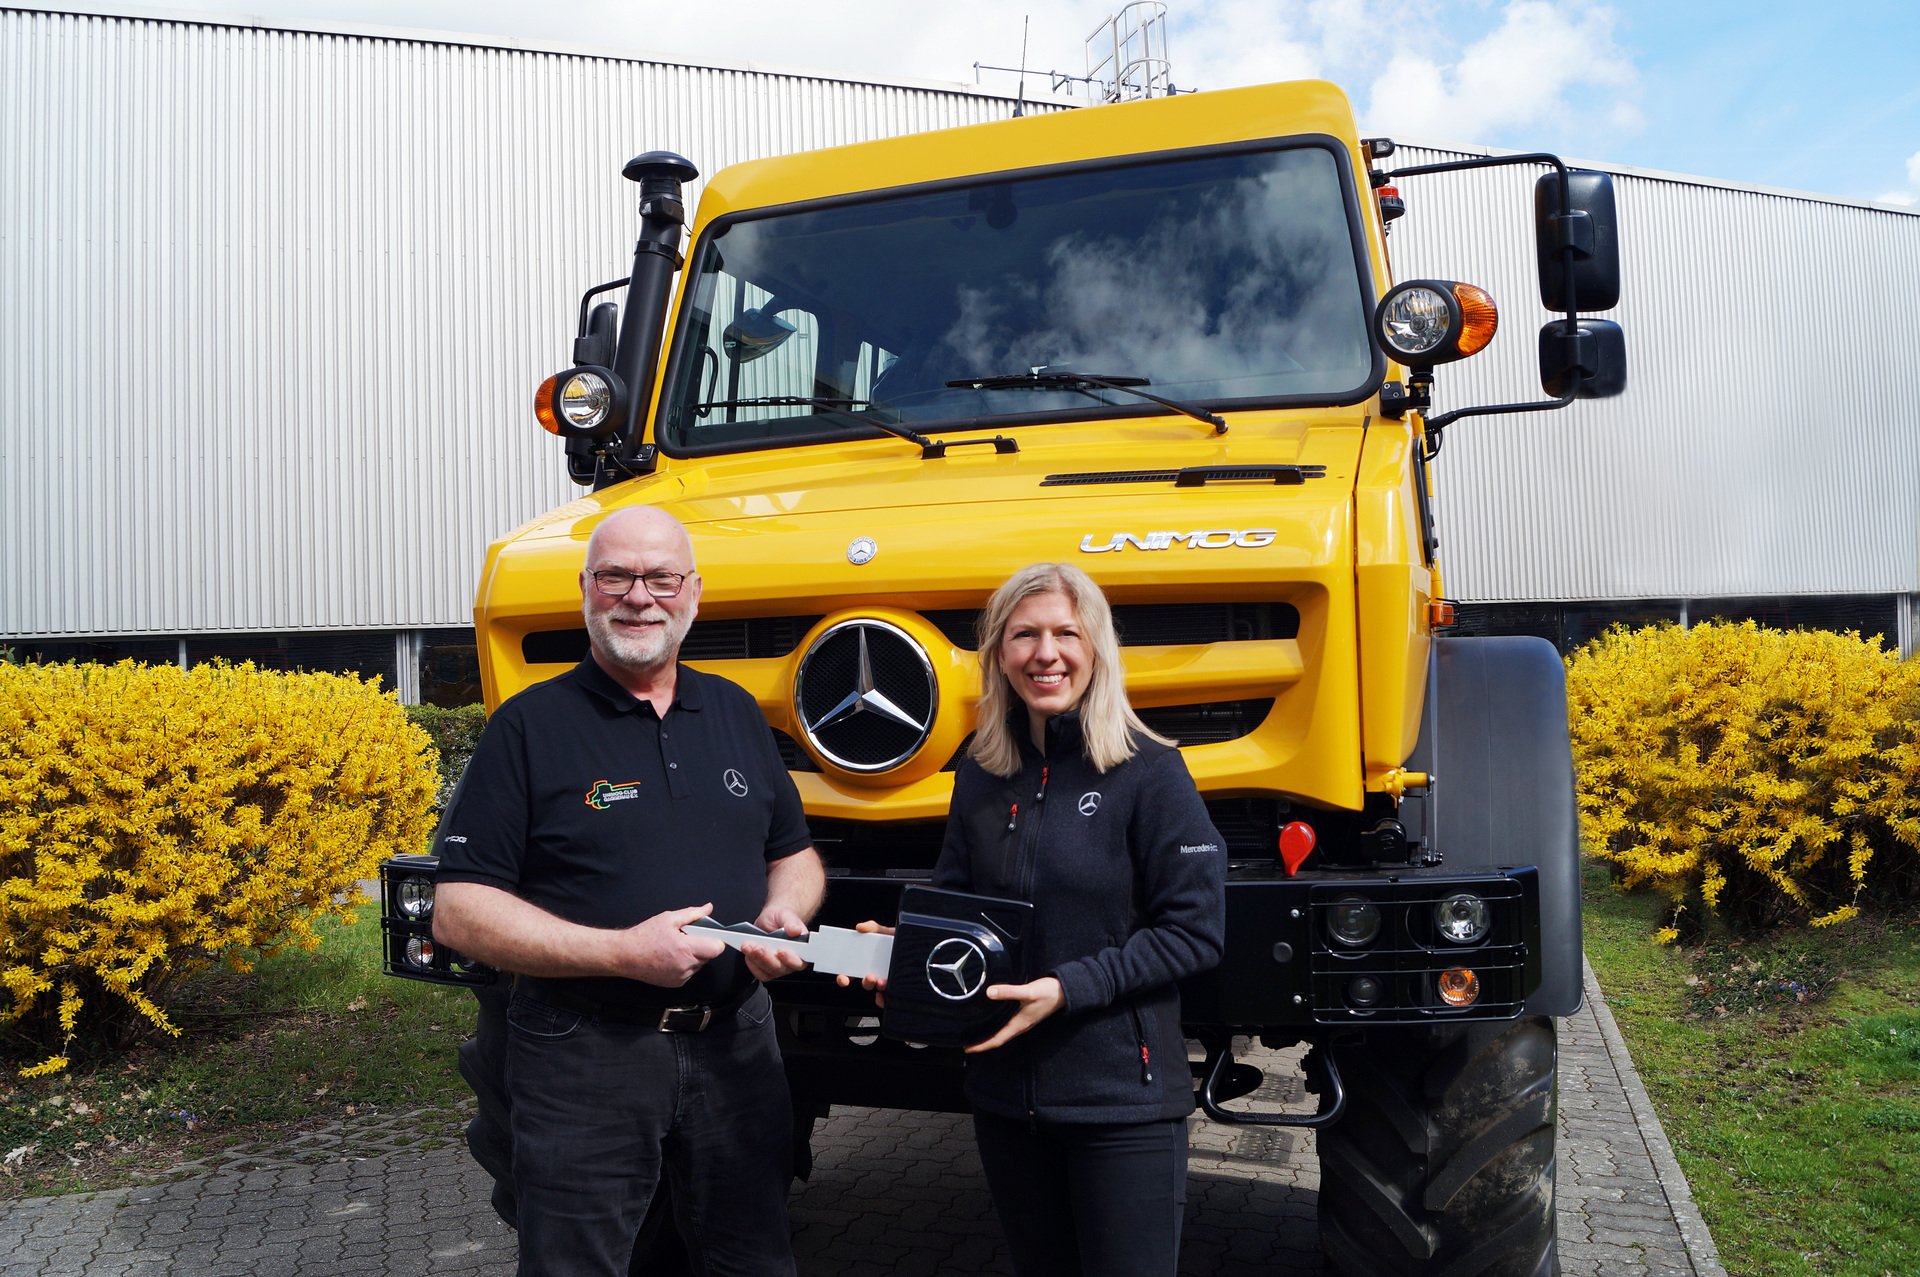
top-left (1873, 149), bottom-right (1920, 205)
top-left (1360, 2), bottom-right (1638, 146)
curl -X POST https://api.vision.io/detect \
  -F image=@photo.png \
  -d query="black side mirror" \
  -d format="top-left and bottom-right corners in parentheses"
top-left (573, 301), bottom-right (619, 368)
top-left (1539, 319), bottom-right (1626, 398)
top-left (1534, 171), bottom-right (1620, 312)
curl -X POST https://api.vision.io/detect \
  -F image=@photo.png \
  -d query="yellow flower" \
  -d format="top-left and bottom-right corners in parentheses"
top-left (0, 660), bottom-right (437, 1073)
top-left (1568, 622), bottom-right (1919, 934)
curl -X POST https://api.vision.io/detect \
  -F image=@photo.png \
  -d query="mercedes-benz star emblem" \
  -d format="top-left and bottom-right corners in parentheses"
top-left (1078, 791), bottom-right (1102, 816)
top-left (723, 769), bottom-right (749, 797)
top-left (847, 536), bottom-right (877, 565)
top-left (794, 619), bottom-right (937, 772)
top-left (926, 937), bottom-right (987, 1001)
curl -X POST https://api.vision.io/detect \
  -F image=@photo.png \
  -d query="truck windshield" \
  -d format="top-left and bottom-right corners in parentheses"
top-left (659, 143), bottom-right (1376, 455)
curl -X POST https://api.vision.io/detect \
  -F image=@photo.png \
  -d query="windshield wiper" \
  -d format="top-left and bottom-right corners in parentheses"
top-left (944, 370), bottom-right (1227, 434)
top-left (688, 396), bottom-right (935, 449)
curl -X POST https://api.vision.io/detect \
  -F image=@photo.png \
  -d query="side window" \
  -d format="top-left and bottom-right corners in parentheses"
top-left (854, 342), bottom-right (898, 403)
top-left (693, 273), bottom-right (819, 428)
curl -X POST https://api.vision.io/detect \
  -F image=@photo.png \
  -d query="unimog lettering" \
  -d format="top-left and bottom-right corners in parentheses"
top-left (1078, 528), bottom-right (1279, 551)
top-left (385, 78), bottom-right (1627, 1276)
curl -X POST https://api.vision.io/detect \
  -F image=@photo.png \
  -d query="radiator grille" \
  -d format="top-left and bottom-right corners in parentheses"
top-left (522, 615), bottom-right (821, 665)
top-left (921, 602), bottom-right (1299, 652)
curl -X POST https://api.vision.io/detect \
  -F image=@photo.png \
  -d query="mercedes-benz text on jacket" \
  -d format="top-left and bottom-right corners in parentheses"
top-left (933, 712), bottom-right (1227, 1124)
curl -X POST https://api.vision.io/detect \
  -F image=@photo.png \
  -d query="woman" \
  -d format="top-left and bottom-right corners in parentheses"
top-left (853, 562), bottom-right (1226, 1275)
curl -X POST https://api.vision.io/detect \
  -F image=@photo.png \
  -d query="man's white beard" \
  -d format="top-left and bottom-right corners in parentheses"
top-left (584, 599), bottom-right (692, 673)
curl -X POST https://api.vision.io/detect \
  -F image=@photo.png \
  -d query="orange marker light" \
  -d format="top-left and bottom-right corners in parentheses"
top-left (1438, 967), bottom-right (1480, 1006)
top-left (534, 375), bottom-right (561, 435)
top-left (1279, 821), bottom-right (1316, 876)
top-left (1452, 284), bottom-right (1498, 358)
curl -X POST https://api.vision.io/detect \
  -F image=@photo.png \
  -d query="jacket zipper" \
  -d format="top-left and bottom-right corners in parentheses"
top-left (1016, 764), bottom-right (1049, 899)
top-left (1018, 763), bottom-right (1049, 1124)
top-left (1130, 1002), bottom-right (1153, 1084)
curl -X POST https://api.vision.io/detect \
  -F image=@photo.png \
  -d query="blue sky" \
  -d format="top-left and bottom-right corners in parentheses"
top-left (141, 0), bottom-right (1920, 203)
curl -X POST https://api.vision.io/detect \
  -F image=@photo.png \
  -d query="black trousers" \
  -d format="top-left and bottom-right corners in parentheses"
top-left (973, 1109), bottom-right (1189, 1277)
top-left (504, 986), bottom-right (795, 1277)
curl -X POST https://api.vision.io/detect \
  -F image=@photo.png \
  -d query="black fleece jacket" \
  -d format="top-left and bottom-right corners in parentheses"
top-left (932, 712), bottom-right (1227, 1124)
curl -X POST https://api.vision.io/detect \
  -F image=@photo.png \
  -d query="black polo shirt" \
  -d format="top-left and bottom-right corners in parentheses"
top-left (434, 657), bottom-right (811, 1010)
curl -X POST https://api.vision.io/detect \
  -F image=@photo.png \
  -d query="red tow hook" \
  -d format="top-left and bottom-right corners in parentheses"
top-left (1279, 821), bottom-right (1316, 876)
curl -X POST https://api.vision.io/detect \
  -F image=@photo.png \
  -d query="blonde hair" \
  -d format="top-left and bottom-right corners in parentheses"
top-left (968, 563), bottom-right (1172, 777)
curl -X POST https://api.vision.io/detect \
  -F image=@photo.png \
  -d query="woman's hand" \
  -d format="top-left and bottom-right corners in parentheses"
top-left (833, 920), bottom-right (895, 1006)
top-left (965, 976), bottom-right (1064, 1054)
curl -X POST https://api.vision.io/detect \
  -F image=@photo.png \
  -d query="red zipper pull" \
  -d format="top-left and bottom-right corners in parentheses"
top-left (1141, 1044), bottom-right (1153, 1083)
top-left (1007, 801), bottom-right (1018, 832)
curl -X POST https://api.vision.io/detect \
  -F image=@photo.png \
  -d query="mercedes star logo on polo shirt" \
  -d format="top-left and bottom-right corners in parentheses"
top-left (723, 769), bottom-right (749, 797)
top-left (794, 619), bottom-right (936, 772)
top-left (926, 937), bottom-right (987, 1001)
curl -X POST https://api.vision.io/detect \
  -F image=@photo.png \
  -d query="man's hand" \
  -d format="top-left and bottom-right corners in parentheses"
top-left (741, 905), bottom-right (809, 982)
top-left (965, 976), bottom-right (1064, 1054)
top-left (833, 920), bottom-right (895, 1006)
top-left (619, 903), bottom-right (727, 987)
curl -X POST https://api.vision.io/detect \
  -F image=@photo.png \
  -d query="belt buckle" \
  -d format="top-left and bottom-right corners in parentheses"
top-left (657, 1004), bottom-right (712, 1033)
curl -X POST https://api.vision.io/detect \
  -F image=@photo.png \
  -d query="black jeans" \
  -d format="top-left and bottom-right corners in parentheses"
top-left (973, 1109), bottom-right (1189, 1277)
top-left (504, 985), bottom-right (795, 1277)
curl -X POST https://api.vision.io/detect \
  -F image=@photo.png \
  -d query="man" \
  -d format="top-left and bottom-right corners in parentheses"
top-left (433, 505), bottom-right (823, 1277)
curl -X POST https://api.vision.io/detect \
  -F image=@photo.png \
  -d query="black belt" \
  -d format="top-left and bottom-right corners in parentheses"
top-left (519, 977), bottom-right (758, 1033)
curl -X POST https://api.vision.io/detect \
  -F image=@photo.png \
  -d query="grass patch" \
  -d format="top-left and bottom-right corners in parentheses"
top-left (1582, 857), bottom-right (1920, 1277)
top-left (0, 905), bottom-right (476, 1199)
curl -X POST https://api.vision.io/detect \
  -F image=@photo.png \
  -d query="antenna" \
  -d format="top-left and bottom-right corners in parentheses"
top-left (1014, 15), bottom-right (1029, 118)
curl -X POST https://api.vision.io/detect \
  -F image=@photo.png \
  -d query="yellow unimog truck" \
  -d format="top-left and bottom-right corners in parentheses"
top-left (383, 79), bottom-right (1625, 1276)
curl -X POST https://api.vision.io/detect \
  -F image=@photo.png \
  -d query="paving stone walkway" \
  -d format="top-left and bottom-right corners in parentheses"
top-left (0, 961), bottom-right (1723, 1276)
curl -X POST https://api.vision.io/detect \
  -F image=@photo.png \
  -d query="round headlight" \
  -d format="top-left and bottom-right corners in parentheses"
top-left (1327, 894), bottom-right (1382, 947)
top-left (1374, 279), bottom-right (1498, 369)
top-left (1434, 893), bottom-right (1490, 944)
top-left (559, 370), bottom-right (613, 431)
top-left (1347, 975), bottom-right (1383, 1008)
top-left (537, 365), bottom-right (627, 439)
top-left (1381, 286), bottom-right (1452, 356)
top-left (405, 936), bottom-right (436, 968)
top-left (397, 877), bottom-right (435, 920)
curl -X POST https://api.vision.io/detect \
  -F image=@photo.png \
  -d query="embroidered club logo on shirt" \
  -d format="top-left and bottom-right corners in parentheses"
top-left (584, 779), bottom-right (642, 810)
top-left (724, 769), bottom-right (750, 797)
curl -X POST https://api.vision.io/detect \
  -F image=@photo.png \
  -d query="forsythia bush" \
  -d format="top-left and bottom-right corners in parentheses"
top-left (0, 661), bottom-right (438, 1074)
top-left (1568, 622), bottom-right (1920, 939)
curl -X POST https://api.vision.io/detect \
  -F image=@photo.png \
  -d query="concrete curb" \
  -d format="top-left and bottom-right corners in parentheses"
top-left (1582, 957), bottom-right (1727, 1277)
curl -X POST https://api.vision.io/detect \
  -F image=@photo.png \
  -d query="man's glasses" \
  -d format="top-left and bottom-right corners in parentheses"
top-left (589, 569), bottom-right (689, 599)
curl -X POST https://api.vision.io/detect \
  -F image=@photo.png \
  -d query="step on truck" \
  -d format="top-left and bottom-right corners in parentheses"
top-left (381, 79), bottom-right (1625, 1276)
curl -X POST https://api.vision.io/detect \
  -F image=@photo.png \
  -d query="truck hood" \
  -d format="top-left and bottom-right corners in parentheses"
top-left (502, 413), bottom-right (1361, 555)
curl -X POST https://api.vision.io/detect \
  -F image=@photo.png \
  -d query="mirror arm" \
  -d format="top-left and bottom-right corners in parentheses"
top-left (575, 277), bottom-right (631, 340)
top-left (1390, 151), bottom-right (1590, 454)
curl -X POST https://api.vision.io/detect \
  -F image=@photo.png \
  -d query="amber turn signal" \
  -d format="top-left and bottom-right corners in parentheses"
top-left (1452, 283), bottom-right (1498, 357)
top-left (1429, 600), bottom-right (1457, 627)
top-left (1437, 967), bottom-right (1480, 1006)
top-left (534, 375), bottom-right (561, 435)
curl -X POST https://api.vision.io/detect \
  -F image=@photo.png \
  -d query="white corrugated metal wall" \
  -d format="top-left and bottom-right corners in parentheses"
top-left (6, 9), bottom-right (1916, 643)
top-left (1386, 142), bottom-right (1920, 603)
top-left (0, 6), bottom-right (1056, 639)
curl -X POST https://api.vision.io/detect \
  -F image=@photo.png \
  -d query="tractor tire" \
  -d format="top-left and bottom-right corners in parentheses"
top-left (1314, 1015), bottom-right (1559, 1277)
